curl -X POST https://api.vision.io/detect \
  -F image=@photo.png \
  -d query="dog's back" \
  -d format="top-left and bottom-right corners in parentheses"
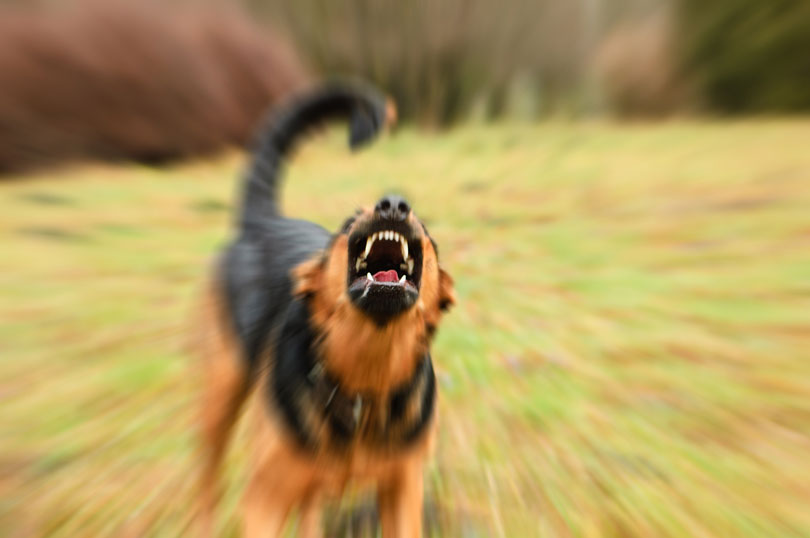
top-left (196, 83), bottom-right (393, 537)
top-left (219, 84), bottom-right (392, 369)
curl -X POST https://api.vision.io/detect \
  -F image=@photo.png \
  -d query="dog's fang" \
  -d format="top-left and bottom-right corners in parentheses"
top-left (355, 258), bottom-right (362, 272)
top-left (364, 236), bottom-right (374, 258)
top-left (401, 238), bottom-right (408, 260)
top-left (399, 274), bottom-right (406, 283)
top-left (407, 258), bottom-right (414, 274)
top-left (366, 272), bottom-right (374, 281)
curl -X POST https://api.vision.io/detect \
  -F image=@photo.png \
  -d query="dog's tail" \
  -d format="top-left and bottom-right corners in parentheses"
top-left (239, 82), bottom-right (395, 229)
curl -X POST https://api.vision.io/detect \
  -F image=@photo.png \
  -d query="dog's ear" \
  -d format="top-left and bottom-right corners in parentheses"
top-left (292, 255), bottom-right (324, 298)
top-left (438, 267), bottom-right (456, 312)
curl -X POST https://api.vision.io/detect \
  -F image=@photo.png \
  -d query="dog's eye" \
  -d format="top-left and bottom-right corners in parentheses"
top-left (339, 217), bottom-right (356, 234)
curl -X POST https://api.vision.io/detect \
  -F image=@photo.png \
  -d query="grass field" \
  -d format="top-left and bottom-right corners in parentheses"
top-left (2, 121), bottom-right (809, 537)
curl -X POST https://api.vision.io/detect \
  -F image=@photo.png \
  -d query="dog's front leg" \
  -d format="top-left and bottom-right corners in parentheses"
top-left (297, 490), bottom-right (323, 538)
top-left (378, 459), bottom-right (424, 538)
top-left (242, 453), bottom-right (311, 538)
top-left (242, 469), bottom-right (296, 538)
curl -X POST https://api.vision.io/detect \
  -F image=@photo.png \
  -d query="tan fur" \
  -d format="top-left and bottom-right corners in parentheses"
top-left (319, 305), bottom-right (428, 393)
top-left (240, 368), bottom-right (436, 537)
top-left (294, 210), bottom-right (455, 394)
top-left (196, 206), bottom-right (454, 538)
top-left (195, 279), bottom-right (249, 538)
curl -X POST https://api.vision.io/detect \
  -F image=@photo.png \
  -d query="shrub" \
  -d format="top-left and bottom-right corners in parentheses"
top-left (678, 0), bottom-right (810, 113)
top-left (0, 1), bottom-right (310, 174)
top-left (593, 9), bottom-right (689, 117)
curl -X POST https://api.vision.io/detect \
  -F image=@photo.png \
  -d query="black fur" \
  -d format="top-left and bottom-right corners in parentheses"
top-left (389, 355), bottom-right (436, 444)
top-left (220, 82), bottom-right (435, 454)
top-left (270, 298), bottom-right (320, 449)
top-left (222, 82), bottom-right (389, 368)
top-left (270, 298), bottom-right (436, 452)
top-left (241, 82), bottom-right (388, 227)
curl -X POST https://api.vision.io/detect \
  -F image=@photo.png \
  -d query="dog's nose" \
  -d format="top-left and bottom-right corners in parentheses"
top-left (374, 195), bottom-right (410, 221)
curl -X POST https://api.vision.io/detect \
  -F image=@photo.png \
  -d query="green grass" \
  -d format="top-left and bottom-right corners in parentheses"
top-left (2, 120), bottom-right (809, 537)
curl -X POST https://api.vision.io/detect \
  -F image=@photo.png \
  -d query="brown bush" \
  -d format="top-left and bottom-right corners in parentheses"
top-left (0, 1), bottom-right (310, 174)
top-left (592, 10), bottom-right (689, 118)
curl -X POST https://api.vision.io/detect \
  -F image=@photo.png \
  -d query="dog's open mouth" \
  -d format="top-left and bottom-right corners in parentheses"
top-left (347, 225), bottom-right (423, 321)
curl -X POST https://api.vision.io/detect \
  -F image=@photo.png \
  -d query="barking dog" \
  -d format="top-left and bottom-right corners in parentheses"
top-left (196, 83), bottom-right (455, 537)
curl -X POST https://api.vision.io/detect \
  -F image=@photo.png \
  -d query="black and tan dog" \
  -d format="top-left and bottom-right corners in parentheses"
top-left (195, 83), bottom-right (455, 537)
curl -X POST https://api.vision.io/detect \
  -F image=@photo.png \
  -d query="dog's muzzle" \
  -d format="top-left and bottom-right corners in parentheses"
top-left (346, 195), bottom-right (423, 324)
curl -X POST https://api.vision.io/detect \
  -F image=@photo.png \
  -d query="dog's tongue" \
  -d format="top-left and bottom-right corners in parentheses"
top-left (373, 269), bottom-right (399, 282)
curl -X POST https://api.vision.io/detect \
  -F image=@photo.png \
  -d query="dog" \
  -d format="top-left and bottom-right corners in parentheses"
top-left (195, 82), bottom-right (455, 537)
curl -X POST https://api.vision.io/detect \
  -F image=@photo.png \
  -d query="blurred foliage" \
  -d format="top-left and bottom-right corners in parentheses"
top-left (678, 0), bottom-right (810, 113)
top-left (247, 0), bottom-right (603, 124)
top-left (3, 0), bottom-right (807, 130)
top-left (242, 0), bottom-right (810, 122)
top-left (592, 8), bottom-right (688, 117)
top-left (0, 0), bottom-right (309, 174)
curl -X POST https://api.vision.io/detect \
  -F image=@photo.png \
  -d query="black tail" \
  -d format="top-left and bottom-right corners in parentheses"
top-left (240, 82), bottom-right (393, 230)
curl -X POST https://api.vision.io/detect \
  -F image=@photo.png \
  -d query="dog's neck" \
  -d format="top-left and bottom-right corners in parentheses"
top-left (314, 299), bottom-right (429, 395)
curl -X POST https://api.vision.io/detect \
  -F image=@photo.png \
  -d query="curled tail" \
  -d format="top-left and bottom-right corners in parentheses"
top-left (240, 82), bottom-right (395, 229)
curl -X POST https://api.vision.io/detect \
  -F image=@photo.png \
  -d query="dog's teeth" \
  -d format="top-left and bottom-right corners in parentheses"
top-left (401, 238), bottom-right (408, 260)
top-left (407, 258), bottom-right (414, 274)
top-left (367, 272), bottom-right (374, 281)
top-left (355, 258), bottom-right (362, 271)
top-left (393, 232), bottom-right (400, 242)
top-left (399, 274), bottom-right (406, 284)
top-left (364, 236), bottom-right (374, 258)
top-left (385, 231), bottom-right (391, 240)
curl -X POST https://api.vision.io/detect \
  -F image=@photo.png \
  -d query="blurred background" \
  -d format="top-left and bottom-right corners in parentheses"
top-left (1, 0), bottom-right (809, 536)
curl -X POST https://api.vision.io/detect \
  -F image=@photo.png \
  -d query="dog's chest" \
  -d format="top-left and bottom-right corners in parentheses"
top-left (269, 299), bottom-right (437, 455)
top-left (309, 427), bottom-right (436, 494)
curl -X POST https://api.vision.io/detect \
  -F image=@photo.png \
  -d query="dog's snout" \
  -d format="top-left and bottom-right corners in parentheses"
top-left (375, 195), bottom-right (410, 221)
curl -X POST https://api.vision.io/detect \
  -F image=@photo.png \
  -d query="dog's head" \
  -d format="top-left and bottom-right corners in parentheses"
top-left (294, 194), bottom-right (454, 330)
